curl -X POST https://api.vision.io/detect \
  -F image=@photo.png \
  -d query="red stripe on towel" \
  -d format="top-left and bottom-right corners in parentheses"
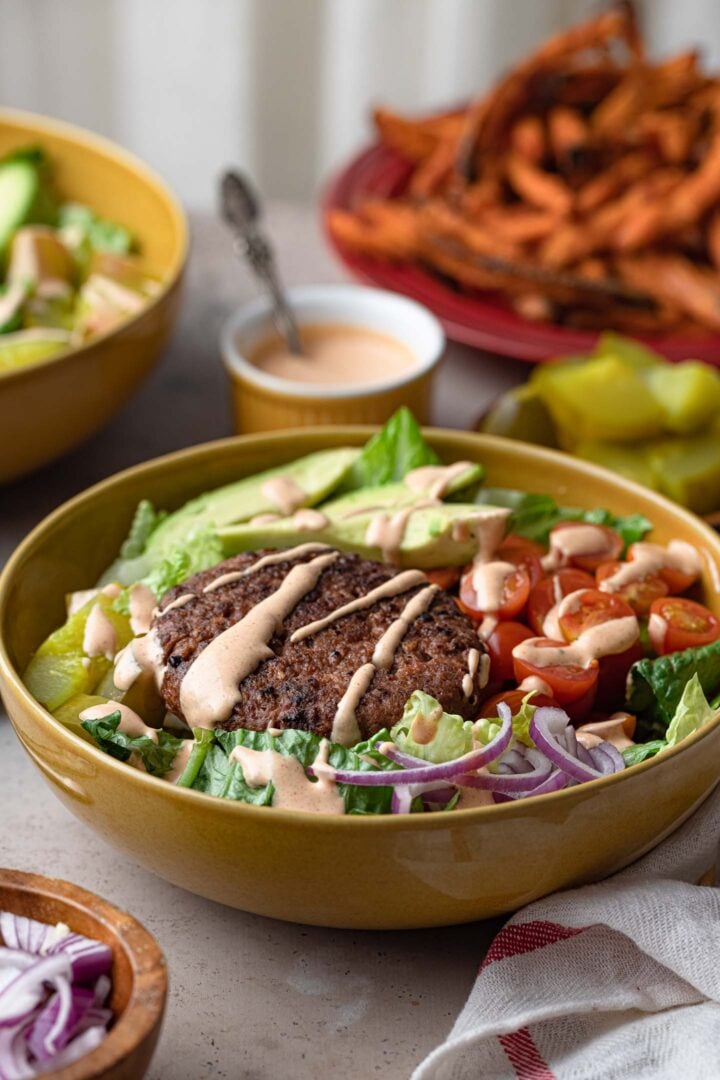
top-left (481, 920), bottom-right (585, 969)
top-left (499, 1026), bottom-right (556, 1080)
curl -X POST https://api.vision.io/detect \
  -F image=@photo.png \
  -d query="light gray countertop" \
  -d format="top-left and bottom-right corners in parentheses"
top-left (0, 206), bottom-right (527, 1079)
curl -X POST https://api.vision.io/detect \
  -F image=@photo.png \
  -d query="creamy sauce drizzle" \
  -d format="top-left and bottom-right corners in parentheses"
top-left (67, 582), bottom-right (121, 617)
top-left (165, 740), bottom-right (193, 783)
top-left (512, 615), bottom-right (639, 669)
top-left (82, 605), bottom-right (117, 660)
top-left (129, 584), bottom-right (156, 636)
top-left (364, 501), bottom-right (437, 564)
top-left (463, 648), bottom-right (481, 698)
top-left (113, 629), bottom-right (166, 692)
top-left (518, 675), bottom-right (553, 697)
top-left (180, 551), bottom-right (339, 728)
top-left (291, 569), bottom-right (426, 644)
top-left (228, 740), bottom-right (344, 814)
top-left (576, 713), bottom-right (636, 751)
top-left (478, 652), bottom-right (490, 689)
top-left (293, 508), bottom-right (329, 532)
top-left (331, 584), bottom-right (440, 745)
top-left (249, 513), bottom-right (281, 526)
top-left (202, 543), bottom-right (332, 594)
top-left (158, 592), bottom-right (195, 616)
top-left (404, 461), bottom-right (473, 500)
top-left (541, 524), bottom-right (608, 571)
top-left (598, 540), bottom-right (701, 592)
top-left (79, 700), bottom-right (158, 774)
top-left (261, 475), bottom-right (306, 516)
top-left (542, 588), bottom-right (585, 640)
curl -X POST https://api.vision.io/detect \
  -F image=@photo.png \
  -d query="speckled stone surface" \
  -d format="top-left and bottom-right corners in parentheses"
top-left (0, 206), bottom-right (525, 1079)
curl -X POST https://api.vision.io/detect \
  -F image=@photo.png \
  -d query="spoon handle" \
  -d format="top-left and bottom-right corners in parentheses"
top-left (221, 171), bottom-right (304, 356)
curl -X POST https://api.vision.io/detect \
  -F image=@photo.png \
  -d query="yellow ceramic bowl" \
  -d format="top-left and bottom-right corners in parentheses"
top-left (1, 429), bottom-right (720, 930)
top-left (0, 109), bottom-right (188, 483)
top-left (221, 285), bottom-right (445, 432)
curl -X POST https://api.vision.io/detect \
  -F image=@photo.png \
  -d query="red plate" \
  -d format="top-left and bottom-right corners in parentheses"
top-left (322, 141), bottom-right (720, 365)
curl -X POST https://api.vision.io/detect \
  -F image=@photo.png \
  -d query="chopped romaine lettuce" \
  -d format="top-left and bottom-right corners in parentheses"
top-left (341, 407), bottom-right (440, 491)
top-left (474, 692), bottom-right (536, 750)
top-left (474, 487), bottom-right (651, 550)
top-left (390, 691), bottom-right (472, 763)
top-left (142, 527), bottom-right (224, 599)
top-left (81, 711), bottom-right (184, 777)
top-left (621, 740), bottom-right (665, 766)
top-left (627, 638), bottom-right (720, 736)
top-left (58, 202), bottom-right (134, 255)
top-left (664, 674), bottom-right (716, 748)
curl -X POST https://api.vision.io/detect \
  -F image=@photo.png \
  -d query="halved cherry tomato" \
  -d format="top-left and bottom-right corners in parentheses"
top-left (595, 643), bottom-right (644, 710)
top-left (486, 621), bottom-right (535, 682)
top-left (595, 559), bottom-right (669, 615)
top-left (498, 534), bottom-right (546, 557)
top-left (478, 688), bottom-right (555, 720)
top-left (458, 563), bottom-right (531, 623)
top-left (527, 568), bottom-right (595, 635)
top-left (512, 637), bottom-right (599, 707)
top-left (548, 523), bottom-right (623, 572)
top-left (497, 540), bottom-right (543, 589)
top-left (648, 597), bottom-right (720, 655)
top-left (424, 567), bottom-right (461, 591)
top-left (622, 543), bottom-right (698, 596)
top-left (558, 588), bottom-right (635, 643)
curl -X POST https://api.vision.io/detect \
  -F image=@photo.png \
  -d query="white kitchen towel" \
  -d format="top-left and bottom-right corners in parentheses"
top-left (413, 784), bottom-right (720, 1080)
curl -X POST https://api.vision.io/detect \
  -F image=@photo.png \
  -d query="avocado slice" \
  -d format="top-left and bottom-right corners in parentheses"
top-left (0, 148), bottom-right (58, 260)
top-left (317, 462), bottom-right (483, 519)
top-left (221, 502), bottom-right (509, 569)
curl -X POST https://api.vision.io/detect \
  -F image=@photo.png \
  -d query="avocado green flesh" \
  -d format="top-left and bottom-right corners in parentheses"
top-left (221, 502), bottom-right (508, 569)
top-left (143, 447), bottom-right (360, 559)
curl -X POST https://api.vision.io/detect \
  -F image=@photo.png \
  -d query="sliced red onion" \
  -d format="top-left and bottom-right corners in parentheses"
top-left (0, 955), bottom-right (71, 1027)
top-left (0, 1016), bottom-right (35, 1080)
top-left (529, 707), bottom-right (625, 784)
top-left (457, 747), bottom-right (552, 794)
top-left (391, 781), bottom-right (457, 813)
top-left (378, 745), bottom-right (428, 769)
top-left (27, 984), bottom-right (92, 1062)
top-left (587, 741), bottom-right (625, 774)
top-left (329, 709), bottom-right (512, 787)
top-left (34, 1024), bottom-right (105, 1074)
top-left (46, 934), bottom-right (112, 984)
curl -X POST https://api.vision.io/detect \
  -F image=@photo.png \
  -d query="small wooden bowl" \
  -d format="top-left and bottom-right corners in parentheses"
top-left (0, 869), bottom-right (167, 1079)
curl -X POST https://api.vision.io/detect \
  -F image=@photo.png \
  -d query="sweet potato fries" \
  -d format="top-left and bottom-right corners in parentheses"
top-left (328, 3), bottom-right (720, 335)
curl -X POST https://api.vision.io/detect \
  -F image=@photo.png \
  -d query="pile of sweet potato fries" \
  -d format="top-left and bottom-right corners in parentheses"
top-left (328, 3), bottom-right (720, 335)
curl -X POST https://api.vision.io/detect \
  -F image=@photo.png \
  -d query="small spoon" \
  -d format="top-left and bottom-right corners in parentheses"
top-left (220, 170), bottom-right (305, 356)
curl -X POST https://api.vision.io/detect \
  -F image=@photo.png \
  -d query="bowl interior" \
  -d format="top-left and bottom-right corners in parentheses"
top-left (0, 109), bottom-right (185, 281)
top-left (0, 869), bottom-right (166, 1079)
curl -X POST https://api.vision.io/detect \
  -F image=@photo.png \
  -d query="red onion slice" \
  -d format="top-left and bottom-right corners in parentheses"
top-left (329, 709), bottom-right (512, 787)
top-left (529, 707), bottom-right (625, 784)
top-left (457, 747), bottom-right (552, 793)
top-left (0, 955), bottom-right (71, 1027)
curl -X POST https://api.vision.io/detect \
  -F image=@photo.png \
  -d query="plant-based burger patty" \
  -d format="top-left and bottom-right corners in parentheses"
top-left (153, 548), bottom-right (487, 739)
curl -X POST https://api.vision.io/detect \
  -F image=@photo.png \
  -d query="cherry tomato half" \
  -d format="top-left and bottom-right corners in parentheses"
top-left (527, 568), bottom-right (595, 635)
top-left (459, 563), bottom-right (531, 624)
top-left (424, 567), bottom-right (461, 591)
top-left (548, 522), bottom-right (623, 572)
top-left (595, 559), bottom-right (669, 616)
top-left (648, 597), bottom-right (720, 655)
top-left (485, 621), bottom-right (535, 682)
top-left (622, 543), bottom-right (698, 596)
top-left (497, 540), bottom-right (543, 589)
top-left (512, 637), bottom-right (599, 707)
top-left (478, 688), bottom-right (555, 720)
top-left (558, 588), bottom-right (635, 643)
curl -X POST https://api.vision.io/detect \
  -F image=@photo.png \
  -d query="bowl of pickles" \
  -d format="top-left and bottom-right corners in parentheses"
top-left (0, 109), bottom-right (187, 484)
top-left (481, 334), bottom-right (720, 518)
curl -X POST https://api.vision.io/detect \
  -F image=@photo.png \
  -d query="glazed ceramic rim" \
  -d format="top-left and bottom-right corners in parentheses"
top-left (0, 107), bottom-right (189, 387)
top-left (2, 427), bottom-right (720, 830)
top-left (220, 284), bottom-right (445, 399)
top-left (0, 868), bottom-right (166, 1080)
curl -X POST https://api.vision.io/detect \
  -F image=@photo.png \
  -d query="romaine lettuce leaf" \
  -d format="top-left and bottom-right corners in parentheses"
top-left (664, 674), bottom-right (716, 748)
top-left (621, 740), bottom-right (665, 766)
top-left (142, 527), bottom-right (224, 599)
top-left (474, 487), bottom-right (651, 550)
top-left (390, 691), bottom-right (472, 763)
top-left (58, 202), bottom-right (135, 255)
top-left (81, 712), bottom-right (184, 777)
top-left (341, 407), bottom-right (440, 491)
top-left (627, 638), bottom-right (720, 735)
top-left (474, 692), bottom-right (536, 749)
top-left (190, 728), bottom-right (398, 814)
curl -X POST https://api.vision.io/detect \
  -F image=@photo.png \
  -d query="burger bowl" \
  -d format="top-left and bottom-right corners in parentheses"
top-left (0, 109), bottom-right (187, 484)
top-left (1, 428), bottom-right (719, 929)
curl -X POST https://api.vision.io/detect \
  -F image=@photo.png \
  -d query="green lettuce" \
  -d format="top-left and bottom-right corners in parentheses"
top-left (342, 407), bottom-right (440, 491)
top-left (189, 727), bottom-right (399, 815)
top-left (474, 487), bottom-right (651, 551)
top-left (473, 691), bottom-right (536, 749)
top-left (391, 691), bottom-right (472, 763)
top-left (81, 711), bottom-right (184, 777)
top-left (664, 674), bottom-right (716, 748)
top-left (142, 528), bottom-right (224, 599)
top-left (59, 202), bottom-right (135, 255)
top-left (621, 740), bottom-right (665, 767)
top-left (626, 639), bottom-right (720, 736)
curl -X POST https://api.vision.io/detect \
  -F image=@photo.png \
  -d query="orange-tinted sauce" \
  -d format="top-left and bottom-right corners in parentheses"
top-left (248, 323), bottom-right (417, 387)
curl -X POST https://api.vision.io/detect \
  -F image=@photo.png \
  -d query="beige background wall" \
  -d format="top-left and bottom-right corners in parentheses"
top-left (1, 0), bottom-right (717, 208)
